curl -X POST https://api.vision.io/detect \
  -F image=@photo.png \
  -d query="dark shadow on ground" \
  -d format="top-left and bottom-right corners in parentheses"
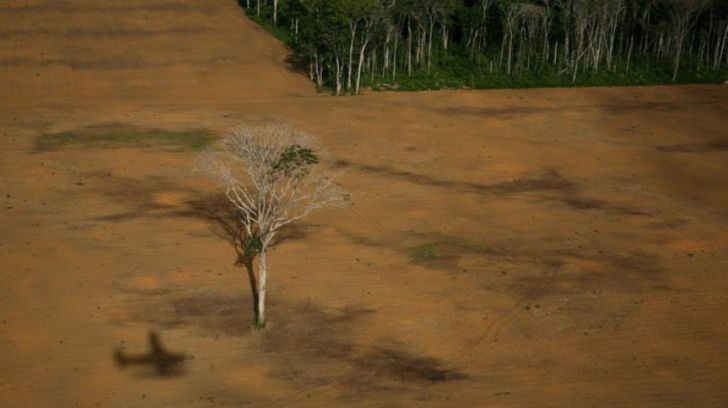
top-left (332, 160), bottom-right (653, 217)
top-left (114, 330), bottom-right (191, 378)
top-left (655, 139), bottom-right (728, 153)
top-left (128, 293), bottom-right (467, 393)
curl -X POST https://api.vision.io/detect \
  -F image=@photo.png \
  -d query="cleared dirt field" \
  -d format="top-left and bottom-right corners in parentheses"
top-left (1, 1), bottom-right (727, 407)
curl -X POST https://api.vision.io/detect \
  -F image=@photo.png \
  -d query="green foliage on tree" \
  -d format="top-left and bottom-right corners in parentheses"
top-left (272, 144), bottom-right (319, 176)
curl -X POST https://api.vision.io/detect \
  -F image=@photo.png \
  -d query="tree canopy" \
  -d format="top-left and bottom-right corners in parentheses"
top-left (243, 0), bottom-right (728, 92)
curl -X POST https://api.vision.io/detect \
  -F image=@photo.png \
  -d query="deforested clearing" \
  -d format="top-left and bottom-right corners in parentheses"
top-left (0, 1), bottom-right (727, 407)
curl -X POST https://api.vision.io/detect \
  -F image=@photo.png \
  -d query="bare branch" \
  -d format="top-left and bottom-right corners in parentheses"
top-left (199, 123), bottom-right (349, 247)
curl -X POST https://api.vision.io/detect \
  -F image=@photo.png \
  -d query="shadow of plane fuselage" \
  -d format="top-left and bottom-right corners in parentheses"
top-left (114, 331), bottom-right (191, 375)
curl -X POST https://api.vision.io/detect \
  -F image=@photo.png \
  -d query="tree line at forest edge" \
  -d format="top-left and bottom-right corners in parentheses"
top-left (240, 0), bottom-right (728, 94)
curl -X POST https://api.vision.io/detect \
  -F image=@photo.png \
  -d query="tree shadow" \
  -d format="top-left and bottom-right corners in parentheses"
top-left (185, 194), bottom-right (260, 318)
top-left (284, 53), bottom-right (312, 78)
top-left (655, 139), bottom-right (728, 153)
top-left (128, 292), bottom-right (467, 395)
top-left (332, 159), bottom-right (653, 217)
top-left (353, 346), bottom-right (468, 383)
top-left (181, 193), bottom-right (308, 321)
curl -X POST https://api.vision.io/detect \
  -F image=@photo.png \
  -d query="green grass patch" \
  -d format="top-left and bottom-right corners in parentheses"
top-left (409, 243), bottom-right (439, 265)
top-left (408, 234), bottom-right (491, 268)
top-left (252, 318), bottom-right (267, 330)
top-left (35, 128), bottom-right (215, 152)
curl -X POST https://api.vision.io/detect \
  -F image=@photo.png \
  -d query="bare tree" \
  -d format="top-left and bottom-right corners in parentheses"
top-left (200, 125), bottom-right (348, 327)
top-left (665, 0), bottom-right (710, 81)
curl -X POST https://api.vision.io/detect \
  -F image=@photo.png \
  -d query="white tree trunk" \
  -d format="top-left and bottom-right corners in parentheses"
top-left (335, 55), bottom-right (342, 95)
top-left (718, 24), bottom-right (728, 68)
top-left (347, 22), bottom-right (358, 92)
top-left (355, 39), bottom-right (370, 94)
top-left (392, 30), bottom-right (399, 80)
top-left (257, 248), bottom-right (268, 326)
top-left (407, 21), bottom-right (412, 75)
top-left (673, 31), bottom-right (686, 81)
top-left (427, 21), bottom-right (434, 72)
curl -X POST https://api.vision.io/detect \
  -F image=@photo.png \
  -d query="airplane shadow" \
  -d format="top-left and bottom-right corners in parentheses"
top-left (114, 330), bottom-right (192, 378)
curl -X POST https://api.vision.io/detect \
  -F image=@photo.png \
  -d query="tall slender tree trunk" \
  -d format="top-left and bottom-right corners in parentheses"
top-left (715, 23), bottom-right (728, 68)
top-left (356, 38), bottom-right (371, 94)
top-left (273, 0), bottom-right (278, 25)
top-left (392, 28), bottom-right (399, 80)
top-left (673, 37), bottom-right (684, 81)
top-left (626, 35), bottom-right (634, 73)
top-left (244, 260), bottom-right (259, 318)
top-left (672, 20), bottom-right (690, 81)
top-left (507, 29), bottom-right (514, 74)
top-left (407, 21), bottom-right (413, 75)
top-left (256, 248), bottom-right (267, 326)
top-left (427, 21), bottom-right (434, 73)
top-left (314, 53), bottom-right (323, 88)
top-left (383, 30), bottom-right (391, 74)
top-left (499, 35), bottom-right (506, 67)
top-left (335, 55), bottom-right (342, 95)
top-left (348, 22), bottom-right (358, 93)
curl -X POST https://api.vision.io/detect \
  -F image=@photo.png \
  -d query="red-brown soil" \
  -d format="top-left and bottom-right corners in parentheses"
top-left (1, 1), bottom-right (727, 407)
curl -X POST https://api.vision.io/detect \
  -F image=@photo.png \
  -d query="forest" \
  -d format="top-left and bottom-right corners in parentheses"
top-left (240, 0), bottom-right (728, 93)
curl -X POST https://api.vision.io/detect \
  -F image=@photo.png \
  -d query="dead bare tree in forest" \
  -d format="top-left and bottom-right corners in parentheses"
top-left (356, 1), bottom-right (391, 94)
top-left (465, 0), bottom-right (495, 59)
top-left (199, 125), bottom-right (348, 327)
top-left (665, 0), bottom-right (710, 80)
top-left (502, 2), bottom-right (521, 74)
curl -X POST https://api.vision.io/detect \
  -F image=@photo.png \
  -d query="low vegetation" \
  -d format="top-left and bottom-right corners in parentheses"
top-left (241, 0), bottom-right (728, 94)
top-left (35, 128), bottom-right (215, 152)
top-left (409, 234), bottom-right (490, 268)
top-left (409, 243), bottom-right (439, 265)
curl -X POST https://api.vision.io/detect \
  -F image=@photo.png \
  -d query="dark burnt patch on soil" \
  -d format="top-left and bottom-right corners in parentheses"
top-left (258, 302), bottom-right (467, 393)
top-left (435, 105), bottom-right (554, 118)
top-left (125, 290), bottom-right (251, 335)
top-left (353, 347), bottom-right (468, 383)
top-left (655, 139), bottom-right (728, 153)
top-left (509, 248), bottom-right (668, 298)
top-left (559, 196), bottom-right (653, 217)
top-left (128, 291), bottom-right (465, 394)
top-left (260, 302), bottom-right (372, 362)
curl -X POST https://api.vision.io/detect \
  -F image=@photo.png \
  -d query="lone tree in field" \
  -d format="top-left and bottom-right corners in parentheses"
top-left (200, 125), bottom-right (348, 328)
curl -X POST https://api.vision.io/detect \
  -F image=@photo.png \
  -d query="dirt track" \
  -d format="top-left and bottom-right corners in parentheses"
top-left (1, 1), bottom-right (727, 407)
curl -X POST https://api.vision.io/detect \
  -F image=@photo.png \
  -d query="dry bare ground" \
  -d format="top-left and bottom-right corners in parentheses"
top-left (1, 1), bottom-right (727, 407)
